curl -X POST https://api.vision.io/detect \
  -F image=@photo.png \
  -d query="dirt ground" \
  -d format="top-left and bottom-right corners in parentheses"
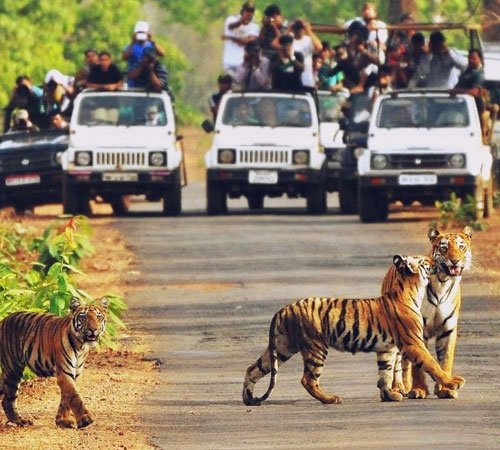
top-left (0, 126), bottom-right (498, 449)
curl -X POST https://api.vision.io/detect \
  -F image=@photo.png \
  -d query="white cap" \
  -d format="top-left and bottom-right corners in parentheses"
top-left (44, 69), bottom-right (71, 87)
top-left (134, 21), bottom-right (149, 40)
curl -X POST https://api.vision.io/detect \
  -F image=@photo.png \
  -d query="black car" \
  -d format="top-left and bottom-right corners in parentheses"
top-left (0, 129), bottom-right (68, 213)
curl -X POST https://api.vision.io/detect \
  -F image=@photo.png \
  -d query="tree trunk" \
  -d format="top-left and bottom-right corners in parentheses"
top-left (483, 0), bottom-right (500, 41)
top-left (388, 0), bottom-right (418, 23)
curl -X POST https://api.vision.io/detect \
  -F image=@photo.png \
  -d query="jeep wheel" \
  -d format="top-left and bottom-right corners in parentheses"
top-left (63, 177), bottom-right (91, 215)
top-left (247, 194), bottom-right (264, 210)
top-left (110, 195), bottom-right (130, 216)
top-left (207, 180), bottom-right (226, 216)
top-left (358, 187), bottom-right (388, 223)
top-left (163, 171), bottom-right (182, 217)
top-left (306, 184), bottom-right (327, 214)
top-left (338, 177), bottom-right (358, 214)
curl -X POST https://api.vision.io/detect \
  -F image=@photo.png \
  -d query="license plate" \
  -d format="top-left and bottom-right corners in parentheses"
top-left (248, 170), bottom-right (278, 184)
top-left (5, 174), bottom-right (41, 186)
top-left (102, 172), bottom-right (138, 182)
top-left (398, 174), bottom-right (437, 185)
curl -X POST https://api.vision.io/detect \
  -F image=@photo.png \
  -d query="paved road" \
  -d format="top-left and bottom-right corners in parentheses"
top-left (116, 183), bottom-right (499, 450)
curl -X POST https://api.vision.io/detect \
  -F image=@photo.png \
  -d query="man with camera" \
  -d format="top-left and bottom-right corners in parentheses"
top-left (222, 1), bottom-right (260, 78)
top-left (234, 41), bottom-right (272, 90)
top-left (127, 47), bottom-right (169, 93)
top-left (122, 21), bottom-right (165, 88)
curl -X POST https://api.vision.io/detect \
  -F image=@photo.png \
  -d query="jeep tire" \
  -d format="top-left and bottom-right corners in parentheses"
top-left (358, 187), bottom-right (389, 223)
top-left (338, 176), bottom-right (358, 214)
top-left (62, 176), bottom-right (90, 215)
top-left (207, 180), bottom-right (227, 216)
top-left (247, 194), bottom-right (264, 210)
top-left (163, 170), bottom-right (182, 217)
top-left (306, 184), bottom-right (327, 214)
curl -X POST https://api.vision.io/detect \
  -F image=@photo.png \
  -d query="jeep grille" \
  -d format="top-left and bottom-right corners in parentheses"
top-left (239, 149), bottom-right (289, 165)
top-left (388, 154), bottom-right (450, 169)
top-left (95, 152), bottom-right (147, 167)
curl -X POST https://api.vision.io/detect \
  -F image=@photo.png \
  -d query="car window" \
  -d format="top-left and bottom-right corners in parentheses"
top-left (377, 97), bottom-right (469, 128)
top-left (77, 96), bottom-right (167, 126)
top-left (222, 96), bottom-right (312, 127)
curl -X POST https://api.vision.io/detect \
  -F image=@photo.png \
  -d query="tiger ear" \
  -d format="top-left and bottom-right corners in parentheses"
top-left (428, 227), bottom-right (440, 242)
top-left (99, 297), bottom-right (109, 311)
top-left (393, 254), bottom-right (406, 272)
top-left (70, 297), bottom-right (82, 313)
top-left (461, 226), bottom-right (473, 240)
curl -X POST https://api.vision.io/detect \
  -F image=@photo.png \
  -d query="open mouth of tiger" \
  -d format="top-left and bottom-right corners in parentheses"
top-left (442, 263), bottom-right (463, 276)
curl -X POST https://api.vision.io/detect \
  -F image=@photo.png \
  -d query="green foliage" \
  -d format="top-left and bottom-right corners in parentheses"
top-left (0, 216), bottom-right (127, 345)
top-left (434, 192), bottom-right (486, 231)
top-left (493, 191), bottom-right (500, 209)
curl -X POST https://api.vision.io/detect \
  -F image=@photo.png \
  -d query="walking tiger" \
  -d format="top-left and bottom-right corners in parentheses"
top-left (243, 255), bottom-right (465, 405)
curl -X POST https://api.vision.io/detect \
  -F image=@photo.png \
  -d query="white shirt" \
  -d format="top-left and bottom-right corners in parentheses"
top-left (222, 15), bottom-right (260, 71)
top-left (293, 35), bottom-right (315, 88)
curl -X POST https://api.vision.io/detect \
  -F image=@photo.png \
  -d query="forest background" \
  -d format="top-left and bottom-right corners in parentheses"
top-left (0, 0), bottom-right (499, 123)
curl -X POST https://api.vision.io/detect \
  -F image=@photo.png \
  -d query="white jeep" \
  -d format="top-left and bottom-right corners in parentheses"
top-left (62, 89), bottom-right (184, 216)
top-left (203, 91), bottom-right (326, 215)
top-left (357, 90), bottom-right (494, 222)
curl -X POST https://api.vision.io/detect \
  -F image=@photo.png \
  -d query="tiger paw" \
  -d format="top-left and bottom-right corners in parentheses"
top-left (435, 387), bottom-right (458, 399)
top-left (391, 381), bottom-right (408, 397)
top-left (407, 387), bottom-right (429, 399)
top-left (380, 389), bottom-right (403, 402)
top-left (441, 376), bottom-right (465, 391)
top-left (8, 417), bottom-right (34, 427)
top-left (77, 414), bottom-right (94, 429)
top-left (320, 394), bottom-right (342, 404)
top-left (56, 418), bottom-right (76, 428)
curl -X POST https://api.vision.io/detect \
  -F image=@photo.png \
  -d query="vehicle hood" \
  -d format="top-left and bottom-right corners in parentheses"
top-left (214, 127), bottom-right (318, 148)
top-left (369, 128), bottom-right (479, 150)
top-left (319, 122), bottom-right (344, 147)
top-left (70, 126), bottom-right (174, 149)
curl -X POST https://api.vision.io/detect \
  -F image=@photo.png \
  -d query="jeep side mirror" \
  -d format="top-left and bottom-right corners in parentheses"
top-left (201, 119), bottom-right (214, 133)
top-left (176, 134), bottom-right (184, 141)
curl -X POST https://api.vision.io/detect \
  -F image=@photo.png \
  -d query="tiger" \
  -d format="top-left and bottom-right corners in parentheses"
top-left (377, 226), bottom-right (473, 400)
top-left (0, 297), bottom-right (108, 428)
top-left (242, 255), bottom-right (465, 406)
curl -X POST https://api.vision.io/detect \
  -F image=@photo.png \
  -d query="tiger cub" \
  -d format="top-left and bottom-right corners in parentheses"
top-left (0, 297), bottom-right (107, 428)
top-left (242, 255), bottom-right (466, 406)
top-left (378, 226), bottom-right (473, 400)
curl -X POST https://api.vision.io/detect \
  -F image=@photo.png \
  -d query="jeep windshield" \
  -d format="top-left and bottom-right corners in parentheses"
top-left (77, 95), bottom-right (167, 126)
top-left (377, 96), bottom-right (470, 128)
top-left (221, 96), bottom-right (312, 127)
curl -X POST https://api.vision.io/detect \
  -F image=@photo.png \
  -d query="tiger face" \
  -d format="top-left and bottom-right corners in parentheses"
top-left (428, 226), bottom-right (473, 277)
top-left (70, 297), bottom-right (108, 346)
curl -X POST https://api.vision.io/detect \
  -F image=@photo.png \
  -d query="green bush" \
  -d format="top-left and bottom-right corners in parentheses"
top-left (433, 193), bottom-right (486, 231)
top-left (0, 216), bottom-right (127, 349)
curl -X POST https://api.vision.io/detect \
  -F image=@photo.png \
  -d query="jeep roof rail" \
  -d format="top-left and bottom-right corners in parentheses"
top-left (230, 89), bottom-right (314, 96)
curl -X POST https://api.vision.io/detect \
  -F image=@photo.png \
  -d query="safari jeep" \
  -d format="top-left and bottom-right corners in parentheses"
top-left (357, 90), bottom-right (494, 222)
top-left (62, 89), bottom-right (184, 216)
top-left (203, 91), bottom-right (326, 215)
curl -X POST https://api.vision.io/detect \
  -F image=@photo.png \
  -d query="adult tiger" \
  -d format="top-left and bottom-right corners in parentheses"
top-left (0, 297), bottom-right (107, 428)
top-left (377, 226), bottom-right (473, 400)
top-left (242, 255), bottom-right (465, 406)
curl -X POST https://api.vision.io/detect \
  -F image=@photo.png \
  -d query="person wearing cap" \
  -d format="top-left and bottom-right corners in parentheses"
top-left (290, 19), bottom-right (323, 90)
top-left (234, 41), bottom-right (272, 90)
top-left (271, 34), bottom-right (304, 91)
top-left (86, 51), bottom-right (124, 91)
top-left (222, 2), bottom-right (260, 78)
top-left (127, 47), bottom-right (169, 93)
top-left (4, 75), bottom-right (44, 132)
top-left (43, 69), bottom-right (75, 115)
top-left (7, 109), bottom-right (39, 133)
top-left (122, 20), bottom-right (165, 88)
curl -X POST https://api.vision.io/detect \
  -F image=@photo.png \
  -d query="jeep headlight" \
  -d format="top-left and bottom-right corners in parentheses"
top-left (449, 153), bottom-right (465, 169)
top-left (371, 154), bottom-right (388, 169)
top-left (292, 149), bottom-right (310, 165)
top-left (149, 151), bottom-right (167, 166)
top-left (218, 148), bottom-right (236, 164)
top-left (75, 151), bottom-right (92, 166)
top-left (353, 147), bottom-right (365, 159)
